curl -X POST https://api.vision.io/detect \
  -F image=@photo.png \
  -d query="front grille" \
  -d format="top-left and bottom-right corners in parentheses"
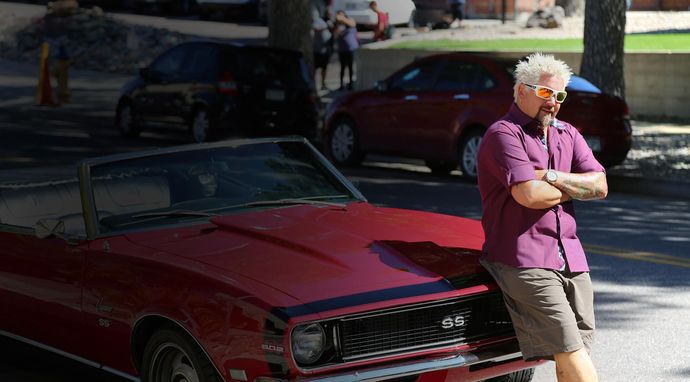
top-left (339, 293), bottom-right (513, 361)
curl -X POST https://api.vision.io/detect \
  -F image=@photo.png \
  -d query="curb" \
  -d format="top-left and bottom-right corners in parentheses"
top-left (607, 175), bottom-right (690, 200)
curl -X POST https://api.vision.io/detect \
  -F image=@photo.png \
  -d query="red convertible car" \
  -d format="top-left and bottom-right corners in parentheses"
top-left (0, 138), bottom-right (538, 382)
top-left (325, 53), bottom-right (632, 179)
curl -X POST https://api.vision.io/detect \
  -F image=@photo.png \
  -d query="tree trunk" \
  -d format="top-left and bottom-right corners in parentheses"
top-left (555, 0), bottom-right (585, 16)
top-left (267, 0), bottom-right (313, 71)
top-left (580, 0), bottom-right (626, 99)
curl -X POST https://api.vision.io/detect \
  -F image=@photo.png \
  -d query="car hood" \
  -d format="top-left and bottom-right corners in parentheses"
top-left (125, 202), bottom-right (487, 311)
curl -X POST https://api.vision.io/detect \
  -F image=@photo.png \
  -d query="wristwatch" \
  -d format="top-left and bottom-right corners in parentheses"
top-left (546, 169), bottom-right (558, 183)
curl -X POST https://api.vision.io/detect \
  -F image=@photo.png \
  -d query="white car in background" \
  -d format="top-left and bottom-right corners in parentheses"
top-left (332, 0), bottom-right (416, 26)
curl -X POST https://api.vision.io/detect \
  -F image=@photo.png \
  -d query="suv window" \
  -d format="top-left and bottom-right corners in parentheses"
top-left (388, 61), bottom-right (439, 92)
top-left (149, 45), bottom-right (190, 78)
top-left (434, 61), bottom-right (497, 91)
top-left (180, 44), bottom-right (220, 82)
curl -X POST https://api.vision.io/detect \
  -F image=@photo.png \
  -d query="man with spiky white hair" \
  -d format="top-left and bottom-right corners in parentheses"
top-left (476, 53), bottom-right (608, 382)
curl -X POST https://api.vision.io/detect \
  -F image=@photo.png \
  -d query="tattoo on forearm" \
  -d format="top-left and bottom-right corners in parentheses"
top-left (558, 173), bottom-right (607, 201)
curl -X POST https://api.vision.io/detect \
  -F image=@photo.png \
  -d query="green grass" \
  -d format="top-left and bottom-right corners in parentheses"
top-left (390, 33), bottom-right (690, 52)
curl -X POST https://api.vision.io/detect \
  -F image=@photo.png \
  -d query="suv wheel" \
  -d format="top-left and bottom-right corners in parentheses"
top-left (116, 101), bottom-right (141, 138)
top-left (190, 108), bottom-right (211, 143)
top-left (458, 129), bottom-right (484, 180)
top-left (329, 118), bottom-right (363, 166)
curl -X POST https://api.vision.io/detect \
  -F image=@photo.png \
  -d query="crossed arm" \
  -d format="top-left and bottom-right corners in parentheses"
top-left (511, 170), bottom-right (608, 209)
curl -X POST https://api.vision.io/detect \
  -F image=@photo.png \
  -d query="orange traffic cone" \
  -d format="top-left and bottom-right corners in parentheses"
top-left (36, 42), bottom-right (54, 106)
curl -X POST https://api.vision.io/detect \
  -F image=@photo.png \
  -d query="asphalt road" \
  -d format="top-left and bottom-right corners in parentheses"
top-left (1, 3), bottom-right (689, 382)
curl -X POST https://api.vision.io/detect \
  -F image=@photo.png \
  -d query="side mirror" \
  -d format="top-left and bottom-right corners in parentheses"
top-left (34, 218), bottom-right (66, 240)
top-left (374, 80), bottom-right (388, 92)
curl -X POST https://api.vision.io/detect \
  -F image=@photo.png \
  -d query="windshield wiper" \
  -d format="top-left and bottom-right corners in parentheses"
top-left (131, 210), bottom-right (219, 219)
top-left (236, 196), bottom-right (350, 210)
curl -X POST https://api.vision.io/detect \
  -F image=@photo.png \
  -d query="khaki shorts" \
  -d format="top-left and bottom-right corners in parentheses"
top-left (480, 258), bottom-right (595, 361)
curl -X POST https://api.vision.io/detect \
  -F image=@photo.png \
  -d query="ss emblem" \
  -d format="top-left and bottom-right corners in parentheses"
top-left (441, 315), bottom-right (465, 329)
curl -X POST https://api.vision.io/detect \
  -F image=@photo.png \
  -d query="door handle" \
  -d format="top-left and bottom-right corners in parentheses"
top-left (404, 95), bottom-right (418, 101)
top-left (453, 94), bottom-right (470, 100)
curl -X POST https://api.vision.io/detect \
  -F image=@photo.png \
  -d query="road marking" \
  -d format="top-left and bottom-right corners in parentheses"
top-left (584, 244), bottom-right (690, 269)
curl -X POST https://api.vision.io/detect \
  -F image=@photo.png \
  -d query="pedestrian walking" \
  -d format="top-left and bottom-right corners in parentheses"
top-left (312, 4), bottom-right (333, 90)
top-left (476, 53), bottom-right (608, 382)
top-left (369, 1), bottom-right (389, 41)
top-left (449, 0), bottom-right (465, 28)
top-left (334, 10), bottom-right (358, 90)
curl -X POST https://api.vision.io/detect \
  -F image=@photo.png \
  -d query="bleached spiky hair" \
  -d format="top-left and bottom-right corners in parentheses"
top-left (512, 53), bottom-right (573, 101)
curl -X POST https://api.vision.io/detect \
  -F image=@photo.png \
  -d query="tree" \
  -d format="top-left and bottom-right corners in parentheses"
top-left (267, 0), bottom-right (313, 71)
top-left (580, 0), bottom-right (626, 99)
top-left (555, 0), bottom-right (585, 16)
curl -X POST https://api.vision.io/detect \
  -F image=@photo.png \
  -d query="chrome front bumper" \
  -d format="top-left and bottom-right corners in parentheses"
top-left (296, 342), bottom-right (523, 382)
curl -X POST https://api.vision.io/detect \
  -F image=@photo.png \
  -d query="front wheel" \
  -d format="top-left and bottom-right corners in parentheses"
top-left (190, 108), bottom-right (211, 143)
top-left (141, 326), bottom-right (221, 382)
top-left (328, 118), bottom-right (364, 166)
top-left (458, 129), bottom-right (484, 180)
top-left (116, 101), bottom-right (141, 138)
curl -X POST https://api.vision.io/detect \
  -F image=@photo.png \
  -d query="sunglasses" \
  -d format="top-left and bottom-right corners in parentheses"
top-left (524, 83), bottom-right (568, 103)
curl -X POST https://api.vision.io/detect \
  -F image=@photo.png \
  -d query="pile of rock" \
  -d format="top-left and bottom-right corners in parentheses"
top-left (0, 5), bottom-right (192, 74)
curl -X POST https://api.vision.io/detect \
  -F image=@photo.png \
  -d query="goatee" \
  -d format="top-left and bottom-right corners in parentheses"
top-left (540, 114), bottom-right (553, 130)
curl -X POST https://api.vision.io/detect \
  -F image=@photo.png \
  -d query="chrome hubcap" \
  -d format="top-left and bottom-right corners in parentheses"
top-left (150, 343), bottom-right (199, 382)
top-left (192, 111), bottom-right (209, 142)
top-left (462, 136), bottom-right (482, 177)
top-left (119, 105), bottom-right (132, 132)
top-left (331, 123), bottom-right (354, 162)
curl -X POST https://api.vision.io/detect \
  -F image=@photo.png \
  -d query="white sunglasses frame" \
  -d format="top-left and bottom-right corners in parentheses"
top-left (523, 83), bottom-right (568, 103)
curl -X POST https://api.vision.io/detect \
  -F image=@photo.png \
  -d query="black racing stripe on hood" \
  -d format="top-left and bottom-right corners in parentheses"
top-left (272, 280), bottom-right (454, 319)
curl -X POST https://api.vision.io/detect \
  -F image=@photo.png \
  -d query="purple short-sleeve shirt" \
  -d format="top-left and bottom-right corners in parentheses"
top-left (476, 104), bottom-right (605, 272)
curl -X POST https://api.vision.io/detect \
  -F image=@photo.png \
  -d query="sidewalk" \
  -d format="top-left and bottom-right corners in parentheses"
top-left (1, 57), bottom-right (689, 199)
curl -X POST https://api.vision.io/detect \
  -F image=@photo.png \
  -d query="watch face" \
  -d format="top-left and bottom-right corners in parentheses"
top-left (547, 170), bottom-right (558, 182)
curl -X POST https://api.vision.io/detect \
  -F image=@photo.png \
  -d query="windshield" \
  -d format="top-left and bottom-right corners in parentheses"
top-left (89, 141), bottom-right (358, 233)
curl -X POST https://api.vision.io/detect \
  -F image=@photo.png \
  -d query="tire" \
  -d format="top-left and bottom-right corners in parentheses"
top-left (190, 108), bottom-right (211, 143)
top-left (141, 325), bottom-right (221, 382)
top-left (458, 128), bottom-right (484, 180)
top-left (328, 118), bottom-right (364, 166)
top-left (486, 368), bottom-right (535, 382)
top-left (116, 101), bottom-right (141, 138)
top-left (425, 160), bottom-right (456, 176)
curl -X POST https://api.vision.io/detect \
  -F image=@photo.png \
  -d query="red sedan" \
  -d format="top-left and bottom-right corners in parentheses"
top-left (0, 138), bottom-right (539, 382)
top-left (325, 53), bottom-right (632, 179)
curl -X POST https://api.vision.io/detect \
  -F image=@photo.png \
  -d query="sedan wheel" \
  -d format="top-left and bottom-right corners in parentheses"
top-left (191, 109), bottom-right (210, 143)
top-left (142, 326), bottom-right (220, 382)
top-left (329, 119), bottom-right (363, 165)
top-left (459, 130), bottom-right (484, 180)
top-left (116, 102), bottom-right (141, 138)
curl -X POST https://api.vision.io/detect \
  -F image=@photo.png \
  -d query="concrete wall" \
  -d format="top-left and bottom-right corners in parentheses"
top-left (355, 48), bottom-right (690, 119)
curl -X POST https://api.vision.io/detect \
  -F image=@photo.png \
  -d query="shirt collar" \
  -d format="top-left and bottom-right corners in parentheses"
top-left (505, 103), bottom-right (566, 133)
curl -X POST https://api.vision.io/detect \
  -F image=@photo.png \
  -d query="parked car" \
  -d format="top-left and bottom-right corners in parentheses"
top-left (325, 53), bottom-right (632, 179)
top-left (0, 137), bottom-right (540, 382)
top-left (332, 0), bottom-right (416, 26)
top-left (116, 41), bottom-right (320, 143)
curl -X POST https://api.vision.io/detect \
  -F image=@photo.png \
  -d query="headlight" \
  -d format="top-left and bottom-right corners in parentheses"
top-left (291, 323), bottom-right (326, 365)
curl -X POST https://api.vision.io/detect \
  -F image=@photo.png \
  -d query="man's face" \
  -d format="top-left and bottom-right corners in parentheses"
top-left (517, 74), bottom-right (565, 127)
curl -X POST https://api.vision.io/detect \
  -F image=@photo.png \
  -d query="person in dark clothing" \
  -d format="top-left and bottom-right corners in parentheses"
top-left (334, 10), bottom-right (358, 90)
top-left (449, 0), bottom-right (466, 28)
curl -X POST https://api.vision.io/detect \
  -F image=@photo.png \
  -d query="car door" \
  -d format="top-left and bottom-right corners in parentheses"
top-left (177, 43), bottom-right (221, 122)
top-left (359, 60), bottom-right (441, 156)
top-left (0, 229), bottom-right (89, 360)
top-left (134, 44), bottom-right (191, 123)
top-left (421, 59), bottom-right (505, 159)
